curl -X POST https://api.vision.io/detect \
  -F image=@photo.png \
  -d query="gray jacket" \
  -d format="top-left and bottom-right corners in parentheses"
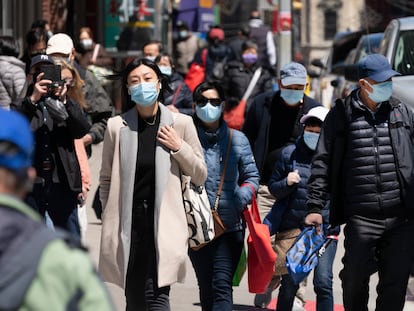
top-left (0, 56), bottom-right (26, 109)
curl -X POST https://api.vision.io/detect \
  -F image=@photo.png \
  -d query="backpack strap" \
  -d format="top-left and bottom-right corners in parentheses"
top-left (201, 48), bottom-right (208, 68)
top-left (171, 82), bottom-right (184, 106)
top-left (0, 226), bottom-right (80, 310)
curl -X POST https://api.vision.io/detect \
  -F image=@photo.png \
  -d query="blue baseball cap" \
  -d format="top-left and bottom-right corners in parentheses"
top-left (0, 109), bottom-right (33, 171)
top-left (280, 62), bottom-right (307, 86)
top-left (358, 54), bottom-right (400, 82)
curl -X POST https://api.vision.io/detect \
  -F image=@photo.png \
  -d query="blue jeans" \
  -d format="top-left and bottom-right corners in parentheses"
top-left (189, 230), bottom-right (244, 311)
top-left (276, 238), bottom-right (337, 311)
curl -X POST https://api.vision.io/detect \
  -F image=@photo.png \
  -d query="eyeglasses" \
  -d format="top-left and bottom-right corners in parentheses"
top-left (62, 78), bottom-right (75, 87)
top-left (196, 97), bottom-right (222, 107)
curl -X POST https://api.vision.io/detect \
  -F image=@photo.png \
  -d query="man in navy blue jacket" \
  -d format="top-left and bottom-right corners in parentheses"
top-left (243, 62), bottom-right (321, 307)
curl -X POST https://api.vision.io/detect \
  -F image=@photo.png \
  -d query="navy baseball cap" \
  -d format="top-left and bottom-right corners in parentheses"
top-left (30, 54), bottom-right (54, 70)
top-left (0, 109), bottom-right (33, 171)
top-left (280, 62), bottom-right (307, 86)
top-left (358, 54), bottom-right (400, 82)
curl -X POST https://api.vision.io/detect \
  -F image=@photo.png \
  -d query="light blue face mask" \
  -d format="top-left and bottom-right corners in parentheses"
top-left (365, 80), bottom-right (393, 103)
top-left (179, 30), bottom-right (188, 38)
top-left (303, 131), bottom-right (320, 151)
top-left (129, 82), bottom-right (159, 107)
top-left (195, 103), bottom-right (222, 123)
top-left (159, 65), bottom-right (172, 76)
top-left (280, 88), bottom-right (304, 106)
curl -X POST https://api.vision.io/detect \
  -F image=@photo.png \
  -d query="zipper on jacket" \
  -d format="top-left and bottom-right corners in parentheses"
top-left (373, 125), bottom-right (382, 210)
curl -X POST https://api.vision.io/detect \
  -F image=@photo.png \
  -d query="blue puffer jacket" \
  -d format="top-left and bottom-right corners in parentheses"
top-left (265, 139), bottom-right (339, 236)
top-left (196, 120), bottom-right (259, 232)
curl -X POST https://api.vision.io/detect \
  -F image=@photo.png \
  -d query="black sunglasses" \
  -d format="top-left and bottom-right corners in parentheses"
top-left (196, 97), bottom-right (222, 107)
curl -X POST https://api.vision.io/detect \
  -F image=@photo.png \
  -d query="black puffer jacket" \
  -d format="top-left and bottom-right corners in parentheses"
top-left (162, 72), bottom-right (193, 115)
top-left (224, 60), bottom-right (272, 106)
top-left (307, 90), bottom-right (414, 225)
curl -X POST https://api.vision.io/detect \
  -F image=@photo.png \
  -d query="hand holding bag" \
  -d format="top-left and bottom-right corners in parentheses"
top-left (243, 184), bottom-right (277, 293)
top-left (286, 226), bottom-right (327, 284)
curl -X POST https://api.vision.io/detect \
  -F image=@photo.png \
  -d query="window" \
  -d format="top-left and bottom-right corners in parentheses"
top-left (393, 30), bottom-right (414, 76)
top-left (324, 10), bottom-right (337, 40)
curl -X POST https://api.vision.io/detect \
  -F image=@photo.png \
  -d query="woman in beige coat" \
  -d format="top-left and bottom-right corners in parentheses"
top-left (99, 58), bottom-right (207, 310)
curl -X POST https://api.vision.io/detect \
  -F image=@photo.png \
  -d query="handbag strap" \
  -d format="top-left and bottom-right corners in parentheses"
top-left (242, 67), bottom-right (262, 101)
top-left (213, 129), bottom-right (233, 211)
top-left (171, 82), bottom-right (184, 106)
top-left (91, 44), bottom-right (100, 63)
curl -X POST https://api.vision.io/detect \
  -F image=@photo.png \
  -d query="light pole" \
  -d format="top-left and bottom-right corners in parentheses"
top-left (277, 0), bottom-right (292, 69)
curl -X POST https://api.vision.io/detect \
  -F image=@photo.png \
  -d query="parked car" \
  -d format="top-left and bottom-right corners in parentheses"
top-left (344, 17), bottom-right (414, 110)
top-left (310, 30), bottom-right (364, 107)
top-left (335, 32), bottom-right (384, 98)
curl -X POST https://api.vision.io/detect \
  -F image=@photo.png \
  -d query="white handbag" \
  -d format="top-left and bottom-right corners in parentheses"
top-left (182, 175), bottom-right (215, 249)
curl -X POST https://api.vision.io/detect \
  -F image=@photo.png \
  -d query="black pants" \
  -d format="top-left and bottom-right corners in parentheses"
top-left (125, 200), bottom-right (170, 311)
top-left (340, 215), bottom-right (414, 311)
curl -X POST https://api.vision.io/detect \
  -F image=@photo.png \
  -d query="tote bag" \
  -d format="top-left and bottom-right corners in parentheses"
top-left (243, 184), bottom-right (277, 293)
top-left (182, 175), bottom-right (215, 249)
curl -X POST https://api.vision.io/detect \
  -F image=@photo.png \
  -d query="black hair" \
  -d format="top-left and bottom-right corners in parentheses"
top-left (0, 36), bottom-right (20, 57)
top-left (193, 81), bottom-right (225, 103)
top-left (176, 20), bottom-right (189, 31)
top-left (241, 40), bottom-right (258, 52)
top-left (239, 25), bottom-right (250, 37)
top-left (121, 58), bottom-right (171, 112)
top-left (31, 19), bottom-right (48, 29)
top-left (142, 40), bottom-right (163, 53)
top-left (304, 117), bottom-right (323, 128)
top-left (154, 52), bottom-right (175, 68)
top-left (25, 28), bottom-right (48, 48)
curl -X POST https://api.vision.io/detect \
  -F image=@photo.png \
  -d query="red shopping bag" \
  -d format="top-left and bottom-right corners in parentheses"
top-left (242, 184), bottom-right (277, 293)
top-left (223, 98), bottom-right (247, 130)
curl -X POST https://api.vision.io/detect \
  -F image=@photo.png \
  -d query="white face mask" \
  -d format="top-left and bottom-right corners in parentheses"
top-left (80, 38), bottom-right (93, 49)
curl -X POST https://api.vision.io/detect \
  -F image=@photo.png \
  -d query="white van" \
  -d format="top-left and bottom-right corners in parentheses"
top-left (379, 16), bottom-right (414, 109)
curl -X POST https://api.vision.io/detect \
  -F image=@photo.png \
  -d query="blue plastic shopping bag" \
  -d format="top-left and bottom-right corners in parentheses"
top-left (286, 226), bottom-right (327, 284)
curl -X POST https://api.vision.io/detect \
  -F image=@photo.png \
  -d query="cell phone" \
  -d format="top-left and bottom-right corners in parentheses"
top-left (39, 64), bottom-right (61, 88)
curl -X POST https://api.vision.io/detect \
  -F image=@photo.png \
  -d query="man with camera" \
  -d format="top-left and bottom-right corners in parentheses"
top-left (12, 54), bottom-right (90, 240)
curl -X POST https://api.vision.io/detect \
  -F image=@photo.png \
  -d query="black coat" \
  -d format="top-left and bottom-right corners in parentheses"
top-left (242, 91), bottom-right (321, 179)
top-left (12, 96), bottom-right (90, 193)
top-left (162, 72), bottom-right (193, 115)
top-left (307, 91), bottom-right (414, 225)
top-left (224, 60), bottom-right (272, 107)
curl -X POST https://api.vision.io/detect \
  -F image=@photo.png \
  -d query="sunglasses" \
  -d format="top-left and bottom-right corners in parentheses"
top-left (196, 97), bottom-right (222, 107)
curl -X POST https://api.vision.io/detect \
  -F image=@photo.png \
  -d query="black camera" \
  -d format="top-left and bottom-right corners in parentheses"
top-left (39, 64), bottom-right (62, 89)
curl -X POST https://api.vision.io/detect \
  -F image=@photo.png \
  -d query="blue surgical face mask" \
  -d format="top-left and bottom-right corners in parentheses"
top-left (195, 102), bottom-right (222, 123)
top-left (179, 30), bottom-right (188, 38)
top-left (303, 131), bottom-right (320, 151)
top-left (129, 82), bottom-right (159, 107)
top-left (280, 88), bottom-right (304, 106)
top-left (365, 80), bottom-right (393, 103)
top-left (158, 65), bottom-right (172, 76)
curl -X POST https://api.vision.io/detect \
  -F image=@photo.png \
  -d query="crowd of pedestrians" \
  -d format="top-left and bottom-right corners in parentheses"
top-left (1, 10), bottom-right (414, 311)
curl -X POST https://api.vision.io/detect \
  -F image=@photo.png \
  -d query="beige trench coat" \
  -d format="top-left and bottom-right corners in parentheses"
top-left (98, 104), bottom-right (207, 288)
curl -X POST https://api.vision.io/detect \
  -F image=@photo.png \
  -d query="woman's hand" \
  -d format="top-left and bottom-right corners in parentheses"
top-left (30, 72), bottom-right (51, 103)
top-left (157, 125), bottom-right (182, 152)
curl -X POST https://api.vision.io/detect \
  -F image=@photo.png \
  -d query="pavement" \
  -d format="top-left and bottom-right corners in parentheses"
top-left (83, 143), bottom-right (414, 311)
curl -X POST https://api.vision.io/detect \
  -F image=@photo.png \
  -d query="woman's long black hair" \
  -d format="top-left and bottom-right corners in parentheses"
top-left (119, 57), bottom-right (171, 112)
